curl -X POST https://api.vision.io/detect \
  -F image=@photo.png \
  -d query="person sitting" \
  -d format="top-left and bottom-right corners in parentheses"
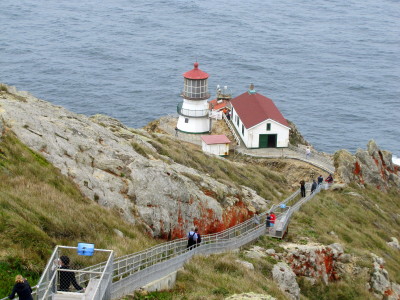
top-left (58, 255), bottom-right (84, 292)
top-left (325, 174), bottom-right (334, 184)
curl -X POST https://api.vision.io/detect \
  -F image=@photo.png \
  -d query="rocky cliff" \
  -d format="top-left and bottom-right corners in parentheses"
top-left (0, 84), bottom-right (269, 238)
top-left (334, 140), bottom-right (400, 190)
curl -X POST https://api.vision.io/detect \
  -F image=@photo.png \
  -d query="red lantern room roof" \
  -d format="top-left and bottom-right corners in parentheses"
top-left (183, 62), bottom-right (209, 80)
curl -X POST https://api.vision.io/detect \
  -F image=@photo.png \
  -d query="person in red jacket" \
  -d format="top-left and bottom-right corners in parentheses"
top-left (270, 213), bottom-right (276, 229)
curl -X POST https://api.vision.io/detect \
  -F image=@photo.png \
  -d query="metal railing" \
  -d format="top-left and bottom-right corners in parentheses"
top-left (287, 144), bottom-right (334, 173)
top-left (2, 184), bottom-right (325, 300)
top-left (222, 113), bottom-right (240, 146)
top-left (274, 184), bottom-right (324, 238)
top-left (177, 103), bottom-right (209, 118)
top-left (34, 246), bottom-right (113, 300)
top-left (81, 187), bottom-right (315, 299)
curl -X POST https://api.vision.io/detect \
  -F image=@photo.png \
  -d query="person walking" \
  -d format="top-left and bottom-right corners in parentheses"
top-left (175, 127), bottom-right (178, 137)
top-left (311, 180), bottom-right (318, 194)
top-left (58, 256), bottom-right (84, 292)
top-left (194, 228), bottom-right (201, 248)
top-left (300, 180), bottom-right (306, 197)
top-left (8, 275), bottom-right (33, 300)
top-left (266, 213), bottom-right (271, 233)
top-left (187, 228), bottom-right (198, 250)
top-left (317, 175), bottom-right (324, 185)
top-left (305, 147), bottom-right (311, 159)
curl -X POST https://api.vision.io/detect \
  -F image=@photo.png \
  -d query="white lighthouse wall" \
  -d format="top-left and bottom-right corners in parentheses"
top-left (177, 116), bottom-right (210, 133)
top-left (177, 99), bottom-right (210, 133)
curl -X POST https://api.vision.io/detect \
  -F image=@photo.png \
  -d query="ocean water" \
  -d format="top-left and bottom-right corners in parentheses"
top-left (0, 0), bottom-right (399, 156)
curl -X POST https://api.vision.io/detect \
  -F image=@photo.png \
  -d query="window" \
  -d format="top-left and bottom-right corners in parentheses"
top-left (241, 124), bottom-right (244, 135)
top-left (185, 118), bottom-right (189, 123)
top-left (267, 123), bottom-right (271, 131)
top-left (237, 116), bottom-right (239, 126)
top-left (183, 79), bottom-right (208, 99)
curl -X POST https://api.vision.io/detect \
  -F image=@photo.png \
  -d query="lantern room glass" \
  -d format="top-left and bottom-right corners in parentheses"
top-left (183, 78), bottom-right (209, 99)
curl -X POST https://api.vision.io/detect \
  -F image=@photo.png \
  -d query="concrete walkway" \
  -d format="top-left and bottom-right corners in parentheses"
top-left (158, 116), bottom-right (335, 174)
top-left (237, 147), bottom-right (335, 174)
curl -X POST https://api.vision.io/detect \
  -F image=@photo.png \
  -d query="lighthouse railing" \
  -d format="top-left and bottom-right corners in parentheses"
top-left (177, 103), bottom-right (209, 118)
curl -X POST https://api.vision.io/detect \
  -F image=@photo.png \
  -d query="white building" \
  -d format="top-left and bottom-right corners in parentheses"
top-left (201, 135), bottom-right (231, 156)
top-left (176, 62), bottom-right (211, 134)
top-left (230, 85), bottom-right (290, 148)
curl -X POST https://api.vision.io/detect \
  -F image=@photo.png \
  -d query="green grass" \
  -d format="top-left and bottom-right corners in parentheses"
top-left (0, 133), bottom-right (158, 297)
top-left (159, 253), bottom-right (287, 300)
top-left (147, 136), bottom-right (290, 203)
top-left (289, 185), bottom-right (400, 284)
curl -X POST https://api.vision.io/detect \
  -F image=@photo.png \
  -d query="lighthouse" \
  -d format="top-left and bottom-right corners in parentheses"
top-left (176, 62), bottom-right (211, 134)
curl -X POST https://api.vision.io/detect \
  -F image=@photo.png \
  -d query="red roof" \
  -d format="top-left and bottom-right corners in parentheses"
top-left (201, 135), bottom-right (231, 145)
top-left (230, 91), bottom-right (289, 129)
top-left (209, 99), bottom-right (230, 111)
top-left (183, 62), bottom-right (209, 80)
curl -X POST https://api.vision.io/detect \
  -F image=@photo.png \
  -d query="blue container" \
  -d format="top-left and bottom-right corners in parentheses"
top-left (77, 243), bottom-right (95, 256)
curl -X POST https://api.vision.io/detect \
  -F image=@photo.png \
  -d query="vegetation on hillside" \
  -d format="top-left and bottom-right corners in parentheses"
top-left (2, 124), bottom-right (400, 299)
top-left (0, 133), bottom-right (157, 297)
top-left (129, 185), bottom-right (400, 300)
top-left (289, 185), bottom-right (400, 284)
top-left (146, 135), bottom-right (290, 202)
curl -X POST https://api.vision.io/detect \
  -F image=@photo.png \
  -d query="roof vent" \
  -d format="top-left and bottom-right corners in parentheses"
top-left (248, 83), bottom-right (256, 94)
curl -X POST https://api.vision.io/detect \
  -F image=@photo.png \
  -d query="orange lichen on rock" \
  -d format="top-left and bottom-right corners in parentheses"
top-left (354, 161), bottom-right (362, 175)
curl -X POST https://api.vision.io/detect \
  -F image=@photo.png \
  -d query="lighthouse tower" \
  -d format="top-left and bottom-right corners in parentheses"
top-left (176, 62), bottom-right (211, 134)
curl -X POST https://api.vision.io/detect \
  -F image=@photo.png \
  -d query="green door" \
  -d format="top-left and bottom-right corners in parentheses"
top-left (259, 134), bottom-right (268, 148)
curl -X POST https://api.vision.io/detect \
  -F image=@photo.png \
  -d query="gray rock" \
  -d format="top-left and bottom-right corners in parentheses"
top-left (387, 237), bottom-right (400, 250)
top-left (244, 246), bottom-right (267, 259)
top-left (334, 140), bottom-right (400, 190)
top-left (0, 84), bottom-right (270, 237)
top-left (225, 293), bottom-right (276, 300)
top-left (329, 243), bottom-right (344, 254)
top-left (266, 249), bottom-right (276, 255)
top-left (113, 229), bottom-right (124, 238)
top-left (338, 254), bottom-right (352, 263)
top-left (272, 262), bottom-right (300, 300)
top-left (235, 259), bottom-right (254, 271)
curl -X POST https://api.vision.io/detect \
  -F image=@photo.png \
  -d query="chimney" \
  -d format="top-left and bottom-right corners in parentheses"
top-left (248, 83), bottom-right (256, 94)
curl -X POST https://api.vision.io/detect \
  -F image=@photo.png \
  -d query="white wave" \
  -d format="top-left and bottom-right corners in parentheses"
top-left (393, 155), bottom-right (400, 166)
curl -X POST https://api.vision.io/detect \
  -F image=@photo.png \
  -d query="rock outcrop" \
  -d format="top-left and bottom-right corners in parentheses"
top-left (0, 84), bottom-right (269, 238)
top-left (387, 237), bottom-right (400, 251)
top-left (334, 140), bottom-right (400, 190)
top-left (281, 243), bottom-right (345, 284)
top-left (272, 262), bottom-right (300, 300)
top-left (369, 253), bottom-right (400, 299)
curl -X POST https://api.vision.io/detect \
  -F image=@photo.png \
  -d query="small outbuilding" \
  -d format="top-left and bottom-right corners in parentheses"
top-left (201, 135), bottom-right (231, 156)
top-left (230, 85), bottom-right (290, 148)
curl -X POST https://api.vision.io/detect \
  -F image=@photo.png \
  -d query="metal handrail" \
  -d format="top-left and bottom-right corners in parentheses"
top-left (1, 184), bottom-right (324, 300)
top-left (222, 113), bottom-right (240, 146)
